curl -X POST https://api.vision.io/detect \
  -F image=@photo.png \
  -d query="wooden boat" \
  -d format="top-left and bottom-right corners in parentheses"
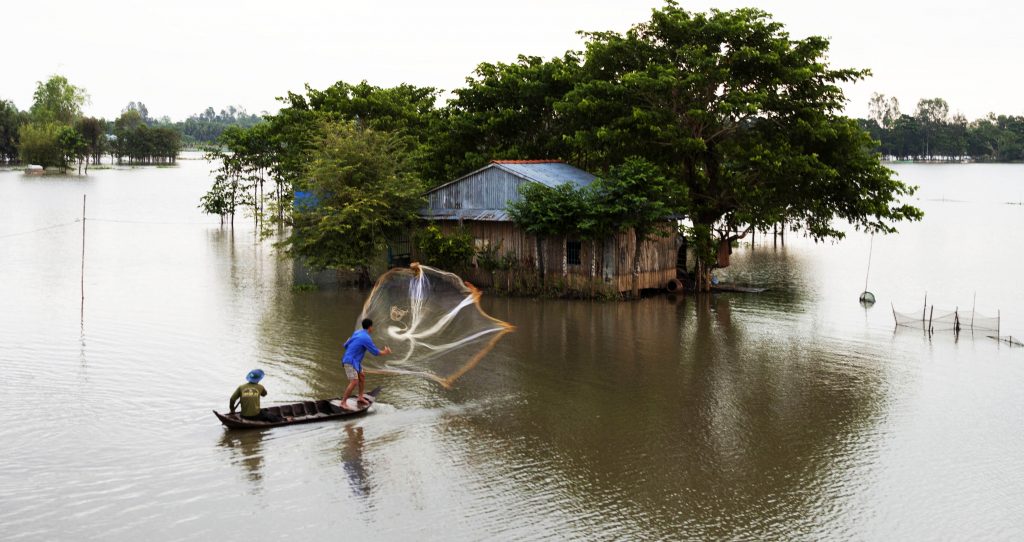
top-left (213, 387), bottom-right (382, 429)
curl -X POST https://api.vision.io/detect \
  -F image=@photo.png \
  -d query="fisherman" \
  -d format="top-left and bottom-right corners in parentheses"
top-left (229, 369), bottom-right (283, 422)
top-left (341, 318), bottom-right (392, 410)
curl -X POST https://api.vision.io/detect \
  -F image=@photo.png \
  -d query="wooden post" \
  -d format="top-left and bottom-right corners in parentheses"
top-left (971, 292), bottom-right (976, 330)
top-left (922, 293), bottom-right (927, 327)
top-left (80, 194), bottom-right (86, 322)
top-left (928, 305), bottom-right (934, 335)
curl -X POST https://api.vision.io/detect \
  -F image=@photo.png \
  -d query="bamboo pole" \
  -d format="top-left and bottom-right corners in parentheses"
top-left (971, 292), bottom-right (976, 330)
top-left (923, 292), bottom-right (927, 327)
top-left (80, 194), bottom-right (86, 323)
top-left (928, 305), bottom-right (934, 335)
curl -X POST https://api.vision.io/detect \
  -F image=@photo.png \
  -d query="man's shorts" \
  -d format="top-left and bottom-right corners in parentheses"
top-left (344, 364), bottom-right (359, 380)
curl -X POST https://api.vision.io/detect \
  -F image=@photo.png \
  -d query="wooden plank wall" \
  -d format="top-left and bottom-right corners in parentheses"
top-left (423, 221), bottom-right (677, 293)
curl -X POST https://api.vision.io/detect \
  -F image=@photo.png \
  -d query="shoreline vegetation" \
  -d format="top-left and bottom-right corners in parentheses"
top-left (862, 93), bottom-right (1024, 162)
top-left (0, 81), bottom-right (260, 172)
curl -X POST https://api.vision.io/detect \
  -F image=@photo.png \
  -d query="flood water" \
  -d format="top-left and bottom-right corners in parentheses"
top-left (1, 157), bottom-right (1023, 540)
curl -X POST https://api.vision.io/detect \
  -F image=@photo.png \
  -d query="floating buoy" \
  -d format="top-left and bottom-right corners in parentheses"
top-left (859, 291), bottom-right (876, 305)
top-left (666, 278), bottom-right (683, 293)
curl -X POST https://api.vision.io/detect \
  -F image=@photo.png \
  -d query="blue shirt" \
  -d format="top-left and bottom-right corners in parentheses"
top-left (342, 329), bottom-right (380, 372)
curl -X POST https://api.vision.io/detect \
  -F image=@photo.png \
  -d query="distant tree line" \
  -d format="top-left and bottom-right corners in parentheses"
top-left (0, 76), bottom-right (260, 169)
top-left (861, 93), bottom-right (1024, 161)
top-left (110, 109), bottom-right (181, 165)
top-left (176, 106), bottom-right (263, 145)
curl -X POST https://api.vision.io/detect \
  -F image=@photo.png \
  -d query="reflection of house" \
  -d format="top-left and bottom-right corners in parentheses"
top-left (420, 160), bottom-right (677, 293)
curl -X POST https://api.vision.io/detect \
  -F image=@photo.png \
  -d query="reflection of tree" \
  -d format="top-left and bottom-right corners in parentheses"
top-left (218, 430), bottom-right (266, 489)
top-left (207, 228), bottom-right (365, 400)
top-left (340, 424), bottom-right (371, 499)
top-left (717, 245), bottom-right (811, 311)
top-left (458, 293), bottom-right (888, 538)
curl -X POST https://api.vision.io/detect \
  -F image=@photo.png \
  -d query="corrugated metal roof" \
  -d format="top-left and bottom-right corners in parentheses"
top-left (424, 160), bottom-right (596, 197)
top-left (421, 161), bottom-right (597, 221)
top-left (420, 209), bottom-right (510, 222)
top-left (490, 161), bottom-right (596, 189)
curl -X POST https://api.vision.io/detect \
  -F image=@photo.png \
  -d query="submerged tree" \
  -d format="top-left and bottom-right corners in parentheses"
top-left (18, 122), bottom-right (63, 168)
top-left (557, 3), bottom-right (921, 290)
top-left (283, 120), bottom-right (425, 285)
top-left (29, 75), bottom-right (88, 125)
top-left (0, 99), bottom-right (27, 164)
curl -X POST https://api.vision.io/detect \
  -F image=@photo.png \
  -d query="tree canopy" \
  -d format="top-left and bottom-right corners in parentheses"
top-left (29, 75), bottom-right (88, 125)
top-left (283, 120), bottom-right (425, 282)
top-left (551, 4), bottom-right (920, 288)
top-left (196, 3), bottom-right (925, 294)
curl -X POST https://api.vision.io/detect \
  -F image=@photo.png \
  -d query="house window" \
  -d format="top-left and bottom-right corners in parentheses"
top-left (566, 239), bottom-right (582, 266)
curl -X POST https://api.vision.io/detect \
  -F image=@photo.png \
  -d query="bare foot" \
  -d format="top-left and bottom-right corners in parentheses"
top-left (356, 398), bottom-right (370, 407)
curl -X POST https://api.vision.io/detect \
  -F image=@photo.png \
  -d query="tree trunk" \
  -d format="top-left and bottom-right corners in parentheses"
top-left (691, 222), bottom-right (716, 293)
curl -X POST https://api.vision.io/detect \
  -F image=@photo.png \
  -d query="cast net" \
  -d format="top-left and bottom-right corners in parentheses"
top-left (357, 263), bottom-right (514, 388)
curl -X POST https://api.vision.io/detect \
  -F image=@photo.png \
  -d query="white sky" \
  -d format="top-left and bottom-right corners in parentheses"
top-left (4, 0), bottom-right (1022, 121)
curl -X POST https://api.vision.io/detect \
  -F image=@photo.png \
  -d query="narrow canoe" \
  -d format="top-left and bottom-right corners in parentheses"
top-left (213, 386), bottom-right (382, 430)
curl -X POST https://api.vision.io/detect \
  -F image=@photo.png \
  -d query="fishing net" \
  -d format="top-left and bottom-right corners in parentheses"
top-left (357, 263), bottom-right (514, 388)
top-left (894, 307), bottom-right (1000, 332)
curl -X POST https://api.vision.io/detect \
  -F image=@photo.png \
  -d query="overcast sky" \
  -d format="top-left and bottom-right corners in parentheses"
top-left (5, 0), bottom-right (1022, 121)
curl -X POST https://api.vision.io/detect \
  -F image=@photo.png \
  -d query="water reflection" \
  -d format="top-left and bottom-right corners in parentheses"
top-left (452, 293), bottom-right (890, 538)
top-left (218, 430), bottom-right (267, 489)
top-left (340, 424), bottom-right (371, 499)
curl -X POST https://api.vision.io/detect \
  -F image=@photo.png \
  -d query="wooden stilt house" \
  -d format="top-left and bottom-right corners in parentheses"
top-left (419, 160), bottom-right (678, 294)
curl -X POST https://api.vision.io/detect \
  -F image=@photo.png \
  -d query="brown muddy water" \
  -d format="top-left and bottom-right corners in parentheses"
top-left (1, 157), bottom-right (1023, 540)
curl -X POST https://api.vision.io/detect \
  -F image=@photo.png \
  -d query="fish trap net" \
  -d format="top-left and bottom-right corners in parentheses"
top-left (894, 307), bottom-right (1000, 333)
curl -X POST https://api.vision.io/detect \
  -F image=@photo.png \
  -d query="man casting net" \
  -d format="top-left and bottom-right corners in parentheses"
top-left (356, 263), bottom-right (514, 388)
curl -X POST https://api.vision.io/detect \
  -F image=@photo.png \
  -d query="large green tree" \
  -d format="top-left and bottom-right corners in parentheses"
top-left (284, 120), bottom-right (425, 284)
top-left (0, 100), bottom-right (27, 163)
top-left (557, 4), bottom-right (921, 289)
top-left (18, 122), bottom-right (63, 168)
top-left (434, 54), bottom-right (582, 181)
top-left (75, 116), bottom-right (106, 171)
top-left (29, 75), bottom-right (88, 125)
